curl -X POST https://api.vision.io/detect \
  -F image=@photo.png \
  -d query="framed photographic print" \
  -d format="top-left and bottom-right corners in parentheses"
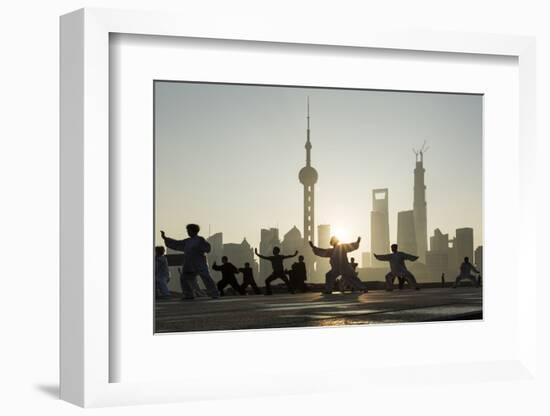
top-left (60, 8), bottom-right (537, 408)
top-left (152, 80), bottom-right (483, 334)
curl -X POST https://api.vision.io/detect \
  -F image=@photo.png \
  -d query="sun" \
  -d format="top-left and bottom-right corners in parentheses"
top-left (331, 226), bottom-right (351, 243)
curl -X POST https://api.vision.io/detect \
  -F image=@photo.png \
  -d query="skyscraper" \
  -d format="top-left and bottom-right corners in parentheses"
top-left (455, 227), bottom-right (474, 266)
top-left (397, 210), bottom-right (417, 255)
top-left (298, 98), bottom-right (318, 280)
top-left (413, 144), bottom-right (428, 263)
top-left (370, 188), bottom-right (390, 266)
top-left (474, 245), bottom-right (483, 275)
top-left (426, 228), bottom-right (449, 282)
top-left (413, 145), bottom-right (428, 263)
top-left (298, 98), bottom-right (318, 248)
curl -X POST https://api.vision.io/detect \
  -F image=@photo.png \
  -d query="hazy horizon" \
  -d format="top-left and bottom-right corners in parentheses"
top-left (154, 81), bottom-right (483, 265)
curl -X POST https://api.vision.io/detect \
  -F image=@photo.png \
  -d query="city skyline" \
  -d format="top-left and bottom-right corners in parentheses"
top-left (154, 81), bottom-right (483, 263)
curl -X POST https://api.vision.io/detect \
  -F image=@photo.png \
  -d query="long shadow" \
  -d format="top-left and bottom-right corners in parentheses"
top-left (35, 384), bottom-right (59, 399)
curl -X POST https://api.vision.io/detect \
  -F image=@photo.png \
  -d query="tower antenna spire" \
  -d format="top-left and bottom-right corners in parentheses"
top-left (307, 96), bottom-right (310, 132)
top-left (305, 96), bottom-right (312, 166)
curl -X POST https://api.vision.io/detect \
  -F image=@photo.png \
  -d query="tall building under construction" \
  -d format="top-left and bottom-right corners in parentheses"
top-left (413, 145), bottom-right (428, 263)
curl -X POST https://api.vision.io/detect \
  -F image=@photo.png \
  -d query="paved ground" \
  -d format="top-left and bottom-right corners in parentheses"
top-left (154, 287), bottom-right (482, 333)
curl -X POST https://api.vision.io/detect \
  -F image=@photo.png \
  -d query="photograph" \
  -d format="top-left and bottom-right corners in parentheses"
top-left (153, 81), bottom-right (483, 333)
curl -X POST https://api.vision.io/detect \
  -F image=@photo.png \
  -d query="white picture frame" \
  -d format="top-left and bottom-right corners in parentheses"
top-left (60, 7), bottom-right (537, 408)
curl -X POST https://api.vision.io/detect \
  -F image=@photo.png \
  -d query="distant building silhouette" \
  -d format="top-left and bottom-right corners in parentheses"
top-left (282, 226), bottom-right (303, 257)
top-left (455, 227), bottom-right (474, 272)
top-left (426, 228), bottom-right (474, 282)
top-left (361, 252), bottom-right (371, 268)
top-left (426, 228), bottom-right (449, 281)
top-left (448, 237), bottom-right (458, 277)
top-left (223, 238), bottom-right (258, 278)
top-left (259, 228), bottom-right (280, 279)
top-left (370, 188), bottom-right (390, 267)
top-left (316, 224), bottom-right (331, 283)
top-left (397, 210), bottom-right (417, 255)
top-left (413, 145), bottom-right (428, 263)
top-left (474, 245), bottom-right (483, 276)
top-left (430, 228), bottom-right (449, 252)
top-left (298, 98), bottom-right (318, 282)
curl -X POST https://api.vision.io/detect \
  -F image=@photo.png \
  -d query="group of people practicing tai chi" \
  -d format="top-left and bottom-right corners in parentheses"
top-left (154, 223), bottom-right (480, 300)
top-left (212, 253), bottom-right (309, 296)
top-left (156, 224), bottom-right (310, 299)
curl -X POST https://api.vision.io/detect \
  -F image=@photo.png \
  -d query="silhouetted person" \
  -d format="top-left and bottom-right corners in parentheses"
top-left (255, 247), bottom-right (297, 295)
top-left (374, 244), bottom-right (420, 291)
top-left (155, 246), bottom-right (171, 299)
top-left (213, 256), bottom-right (246, 296)
top-left (310, 236), bottom-right (368, 294)
top-left (288, 255), bottom-right (308, 293)
top-left (453, 257), bottom-right (480, 288)
top-left (441, 273), bottom-right (446, 288)
top-left (347, 257), bottom-right (360, 293)
top-left (161, 224), bottom-right (220, 300)
top-left (350, 257), bottom-right (358, 273)
top-left (238, 262), bottom-right (262, 295)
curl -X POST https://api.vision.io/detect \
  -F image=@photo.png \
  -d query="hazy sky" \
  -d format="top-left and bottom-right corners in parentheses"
top-left (154, 81), bottom-right (482, 259)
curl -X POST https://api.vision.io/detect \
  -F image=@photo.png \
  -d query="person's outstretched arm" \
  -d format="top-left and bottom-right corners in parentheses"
top-left (212, 261), bottom-right (221, 271)
top-left (374, 253), bottom-right (391, 261)
top-left (283, 250), bottom-right (299, 259)
top-left (341, 236), bottom-right (361, 253)
top-left (254, 248), bottom-right (269, 260)
top-left (309, 241), bottom-right (332, 258)
top-left (160, 230), bottom-right (186, 252)
top-left (402, 253), bottom-right (419, 261)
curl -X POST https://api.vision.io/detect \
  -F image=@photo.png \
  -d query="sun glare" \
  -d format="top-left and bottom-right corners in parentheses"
top-left (331, 226), bottom-right (351, 243)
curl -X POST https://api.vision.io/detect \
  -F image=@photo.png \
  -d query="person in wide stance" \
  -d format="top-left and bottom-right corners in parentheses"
top-left (238, 262), bottom-right (262, 295)
top-left (255, 247), bottom-right (297, 295)
top-left (453, 257), bottom-right (480, 288)
top-left (212, 256), bottom-right (246, 296)
top-left (374, 244), bottom-right (420, 291)
top-left (160, 224), bottom-right (220, 300)
top-left (309, 236), bottom-right (368, 294)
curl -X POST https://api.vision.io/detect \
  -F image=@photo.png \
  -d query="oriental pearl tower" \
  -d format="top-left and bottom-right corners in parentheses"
top-left (299, 97), bottom-right (318, 255)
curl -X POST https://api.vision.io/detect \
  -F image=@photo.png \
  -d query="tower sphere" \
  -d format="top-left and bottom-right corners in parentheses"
top-left (299, 166), bottom-right (318, 185)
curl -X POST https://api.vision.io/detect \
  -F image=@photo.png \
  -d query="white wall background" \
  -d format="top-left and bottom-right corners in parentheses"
top-left (0, 0), bottom-right (548, 415)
